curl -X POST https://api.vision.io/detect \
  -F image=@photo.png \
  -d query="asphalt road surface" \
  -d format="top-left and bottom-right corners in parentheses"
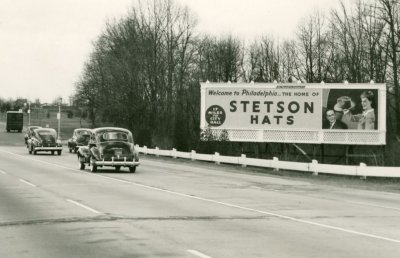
top-left (1, 124), bottom-right (400, 258)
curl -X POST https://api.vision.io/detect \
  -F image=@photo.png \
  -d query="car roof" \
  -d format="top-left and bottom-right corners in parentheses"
top-left (74, 128), bottom-right (92, 132)
top-left (28, 126), bottom-right (42, 129)
top-left (92, 127), bottom-right (132, 134)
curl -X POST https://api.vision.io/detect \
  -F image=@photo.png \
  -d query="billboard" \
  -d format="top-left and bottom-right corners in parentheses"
top-left (201, 83), bottom-right (386, 145)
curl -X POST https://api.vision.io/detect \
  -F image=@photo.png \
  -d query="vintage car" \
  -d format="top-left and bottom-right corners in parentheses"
top-left (27, 128), bottom-right (63, 155)
top-left (24, 126), bottom-right (42, 146)
top-left (67, 128), bottom-right (92, 153)
top-left (77, 127), bottom-right (140, 172)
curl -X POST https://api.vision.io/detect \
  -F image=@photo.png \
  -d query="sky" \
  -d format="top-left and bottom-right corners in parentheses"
top-left (0, 0), bottom-right (352, 104)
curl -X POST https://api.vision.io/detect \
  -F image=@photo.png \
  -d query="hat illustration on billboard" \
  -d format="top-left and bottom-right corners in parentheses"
top-left (334, 96), bottom-right (355, 112)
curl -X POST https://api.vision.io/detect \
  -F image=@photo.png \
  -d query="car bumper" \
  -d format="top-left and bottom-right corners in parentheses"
top-left (35, 146), bottom-right (63, 151)
top-left (93, 159), bottom-right (140, 167)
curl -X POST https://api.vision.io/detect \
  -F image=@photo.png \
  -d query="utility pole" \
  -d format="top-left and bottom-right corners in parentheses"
top-left (28, 102), bottom-right (31, 126)
top-left (57, 98), bottom-right (62, 139)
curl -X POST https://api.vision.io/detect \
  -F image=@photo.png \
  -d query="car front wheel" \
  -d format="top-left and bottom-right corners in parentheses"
top-left (90, 157), bottom-right (97, 172)
top-left (79, 161), bottom-right (85, 170)
top-left (129, 166), bottom-right (136, 173)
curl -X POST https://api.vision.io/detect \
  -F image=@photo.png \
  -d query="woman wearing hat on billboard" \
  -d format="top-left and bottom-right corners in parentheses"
top-left (341, 91), bottom-right (376, 130)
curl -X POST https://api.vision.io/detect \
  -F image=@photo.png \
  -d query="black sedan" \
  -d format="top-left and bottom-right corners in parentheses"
top-left (67, 128), bottom-right (91, 153)
top-left (77, 127), bottom-right (140, 172)
top-left (27, 128), bottom-right (63, 155)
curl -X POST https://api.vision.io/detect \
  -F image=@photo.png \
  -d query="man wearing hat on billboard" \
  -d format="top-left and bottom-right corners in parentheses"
top-left (323, 109), bottom-right (348, 129)
top-left (334, 96), bottom-right (357, 129)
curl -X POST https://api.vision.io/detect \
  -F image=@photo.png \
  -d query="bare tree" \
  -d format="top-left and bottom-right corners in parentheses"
top-left (297, 10), bottom-right (334, 82)
top-left (246, 35), bottom-right (280, 82)
top-left (378, 0), bottom-right (400, 135)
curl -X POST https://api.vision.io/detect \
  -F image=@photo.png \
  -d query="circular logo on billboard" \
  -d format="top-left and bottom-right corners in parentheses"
top-left (205, 105), bottom-right (226, 127)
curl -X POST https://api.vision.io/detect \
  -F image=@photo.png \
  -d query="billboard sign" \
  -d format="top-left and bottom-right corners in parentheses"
top-left (201, 83), bottom-right (386, 145)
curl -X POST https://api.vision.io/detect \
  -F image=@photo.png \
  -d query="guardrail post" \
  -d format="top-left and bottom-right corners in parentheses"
top-left (143, 145), bottom-right (147, 155)
top-left (191, 150), bottom-right (196, 161)
top-left (240, 154), bottom-right (247, 167)
top-left (272, 157), bottom-right (279, 171)
top-left (311, 160), bottom-right (319, 176)
top-left (172, 148), bottom-right (177, 159)
top-left (359, 163), bottom-right (367, 180)
top-left (214, 152), bottom-right (220, 165)
top-left (155, 147), bottom-right (159, 157)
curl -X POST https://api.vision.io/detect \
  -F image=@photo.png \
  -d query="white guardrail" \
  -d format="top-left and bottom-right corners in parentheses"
top-left (136, 146), bottom-right (400, 178)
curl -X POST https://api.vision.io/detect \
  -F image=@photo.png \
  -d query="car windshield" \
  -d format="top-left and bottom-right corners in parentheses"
top-left (98, 131), bottom-right (129, 142)
top-left (79, 134), bottom-right (90, 139)
top-left (37, 130), bottom-right (57, 141)
top-left (76, 130), bottom-right (91, 136)
top-left (77, 134), bottom-right (91, 143)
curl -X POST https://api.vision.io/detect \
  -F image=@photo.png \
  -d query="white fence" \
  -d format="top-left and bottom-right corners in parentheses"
top-left (136, 146), bottom-right (400, 178)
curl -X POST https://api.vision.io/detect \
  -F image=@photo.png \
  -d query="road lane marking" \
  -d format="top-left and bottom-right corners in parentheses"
top-left (19, 179), bottom-right (36, 187)
top-left (66, 199), bottom-right (101, 214)
top-left (120, 179), bottom-right (400, 244)
top-left (347, 201), bottom-right (400, 212)
top-left (1, 148), bottom-right (400, 244)
top-left (0, 169), bottom-right (7, 175)
top-left (0, 149), bottom-right (79, 172)
top-left (187, 249), bottom-right (213, 258)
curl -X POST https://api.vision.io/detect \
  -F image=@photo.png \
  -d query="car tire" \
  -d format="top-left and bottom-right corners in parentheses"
top-left (57, 150), bottom-right (62, 155)
top-left (90, 158), bottom-right (97, 172)
top-left (129, 166), bottom-right (136, 173)
top-left (79, 161), bottom-right (85, 170)
top-left (33, 148), bottom-right (37, 155)
top-left (51, 151), bottom-right (55, 155)
top-left (69, 147), bottom-right (72, 153)
top-left (90, 164), bottom-right (97, 172)
top-left (115, 166), bottom-right (121, 171)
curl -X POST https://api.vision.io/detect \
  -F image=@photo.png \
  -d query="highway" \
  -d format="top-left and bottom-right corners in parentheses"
top-left (1, 127), bottom-right (400, 257)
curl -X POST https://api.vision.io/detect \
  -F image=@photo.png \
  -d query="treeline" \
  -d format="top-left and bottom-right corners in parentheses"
top-left (73, 0), bottom-right (400, 153)
top-left (0, 98), bottom-right (37, 112)
top-left (0, 97), bottom-right (65, 113)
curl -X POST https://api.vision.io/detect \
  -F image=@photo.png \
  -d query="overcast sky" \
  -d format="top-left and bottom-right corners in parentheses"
top-left (0, 0), bottom-right (352, 103)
